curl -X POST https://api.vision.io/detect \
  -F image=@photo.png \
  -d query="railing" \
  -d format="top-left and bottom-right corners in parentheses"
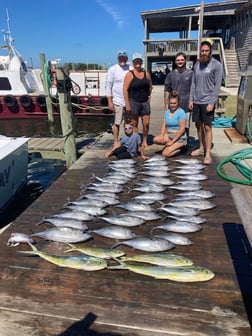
top-left (143, 37), bottom-right (228, 85)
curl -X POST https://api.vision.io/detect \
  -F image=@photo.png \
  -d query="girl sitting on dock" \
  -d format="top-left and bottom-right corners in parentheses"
top-left (105, 122), bottom-right (148, 160)
top-left (153, 90), bottom-right (187, 157)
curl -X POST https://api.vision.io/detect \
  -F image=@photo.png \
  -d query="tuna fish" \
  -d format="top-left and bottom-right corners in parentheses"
top-left (99, 215), bottom-right (145, 227)
top-left (116, 202), bottom-right (154, 212)
top-left (151, 221), bottom-right (202, 233)
top-left (177, 190), bottom-right (216, 199)
top-left (18, 242), bottom-right (107, 271)
top-left (167, 215), bottom-right (207, 225)
top-left (176, 174), bottom-right (208, 181)
top-left (90, 226), bottom-right (137, 240)
top-left (167, 199), bottom-right (216, 210)
top-left (139, 177), bottom-right (175, 186)
top-left (65, 205), bottom-right (107, 216)
top-left (174, 158), bottom-right (201, 164)
top-left (40, 217), bottom-right (88, 230)
top-left (111, 237), bottom-right (175, 252)
top-left (131, 184), bottom-right (166, 193)
top-left (53, 211), bottom-right (94, 221)
top-left (153, 233), bottom-right (193, 245)
top-left (31, 227), bottom-right (92, 243)
top-left (158, 205), bottom-right (200, 216)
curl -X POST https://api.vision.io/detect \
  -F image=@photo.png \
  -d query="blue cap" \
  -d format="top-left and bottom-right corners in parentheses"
top-left (117, 50), bottom-right (128, 57)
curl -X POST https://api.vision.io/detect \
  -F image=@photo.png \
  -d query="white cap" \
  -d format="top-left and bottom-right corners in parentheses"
top-left (132, 53), bottom-right (143, 61)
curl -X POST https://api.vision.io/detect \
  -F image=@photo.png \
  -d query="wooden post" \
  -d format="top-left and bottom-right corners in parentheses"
top-left (39, 53), bottom-right (55, 135)
top-left (56, 68), bottom-right (77, 167)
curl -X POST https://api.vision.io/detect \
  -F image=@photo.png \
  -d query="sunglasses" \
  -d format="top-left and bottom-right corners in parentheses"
top-left (124, 126), bottom-right (133, 130)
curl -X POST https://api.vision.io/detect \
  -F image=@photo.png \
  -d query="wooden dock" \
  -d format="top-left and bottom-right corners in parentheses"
top-left (0, 147), bottom-right (251, 335)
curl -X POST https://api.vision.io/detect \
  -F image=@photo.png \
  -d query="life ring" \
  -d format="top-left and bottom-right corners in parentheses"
top-left (4, 95), bottom-right (17, 108)
top-left (20, 95), bottom-right (32, 108)
top-left (36, 94), bottom-right (46, 108)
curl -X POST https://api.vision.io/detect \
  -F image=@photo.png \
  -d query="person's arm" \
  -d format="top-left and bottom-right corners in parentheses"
top-left (138, 144), bottom-right (149, 160)
top-left (209, 62), bottom-right (223, 108)
top-left (105, 142), bottom-right (121, 158)
top-left (123, 72), bottom-right (133, 112)
top-left (189, 70), bottom-right (196, 110)
top-left (164, 73), bottom-right (171, 110)
top-left (164, 91), bottom-right (169, 110)
top-left (146, 71), bottom-right (153, 100)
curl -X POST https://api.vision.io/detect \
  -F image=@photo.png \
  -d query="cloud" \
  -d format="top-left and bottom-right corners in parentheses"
top-left (96, 0), bottom-right (124, 29)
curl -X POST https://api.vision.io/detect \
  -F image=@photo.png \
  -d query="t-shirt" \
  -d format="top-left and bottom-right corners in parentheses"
top-left (164, 107), bottom-right (186, 131)
top-left (120, 132), bottom-right (141, 157)
top-left (105, 63), bottom-right (129, 106)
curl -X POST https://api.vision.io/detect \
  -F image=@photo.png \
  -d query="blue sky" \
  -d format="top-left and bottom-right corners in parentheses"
top-left (0, 0), bottom-right (227, 68)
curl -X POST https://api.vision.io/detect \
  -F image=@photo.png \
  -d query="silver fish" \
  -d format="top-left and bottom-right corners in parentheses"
top-left (151, 221), bottom-right (202, 233)
top-left (87, 184), bottom-right (123, 193)
top-left (125, 211), bottom-right (162, 221)
top-left (111, 237), bottom-right (175, 252)
top-left (31, 227), bottom-right (92, 243)
top-left (176, 174), bottom-right (208, 181)
top-left (110, 166), bottom-right (137, 174)
top-left (177, 190), bottom-right (216, 199)
top-left (108, 158), bottom-right (136, 166)
top-left (139, 177), bottom-right (175, 186)
top-left (153, 233), bottom-right (193, 245)
top-left (92, 175), bottom-right (128, 185)
top-left (167, 215), bottom-right (207, 225)
top-left (167, 199), bottom-right (216, 210)
top-left (83, 194), bottom-right (120, 206)
top-left (131, 184), bottom-right (166, 193)
top-left (7, 233), bottom-right (35, 247)
top-left (172, 169), bottom-right (203, 175)
top-left (116, 202), bottom-right (154, 212)
top-left (158, 206), bottom-right (200, 216)
top-left (174, 158), bottom-right (201, 164)
top-left (139, 170), bottom-right (170, 177)
top-left (143, 161), bottom-right (169, 167)
top-left (65, 205), bottom-right (107, 216)
top-left (168, 184), bottom-right (202, 191)
top-left (133, 192), bottom-right (167, 201)
top-left (99, 215), bottom-right (145, 227)
top-left (53, 211), bottom-right (94, 221)
top-left (143, 165), bottom-right (172, 172)
top-left (66, 199), bottom-right (108, 208)
top-left (175, 163), bottom-right (206, 170)
top-left (90, 226), bottom-right (136, 239)
top-left (145, 155), bottom-right (166, 162)
top-left (40, 217), bottom-right (88, 230)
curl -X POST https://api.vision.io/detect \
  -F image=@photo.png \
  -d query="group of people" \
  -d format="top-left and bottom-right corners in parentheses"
top-left (105, 40), bottom-right (223, 165)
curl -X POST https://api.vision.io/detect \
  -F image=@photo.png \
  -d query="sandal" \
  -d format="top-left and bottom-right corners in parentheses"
top-left (191, 149), bottom-right (205, 157)
top-left (203, 156), bottom-right (212, 165)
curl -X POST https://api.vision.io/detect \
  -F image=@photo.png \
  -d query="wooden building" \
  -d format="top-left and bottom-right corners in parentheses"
top-left (141, 0), bottom-right (252, 88)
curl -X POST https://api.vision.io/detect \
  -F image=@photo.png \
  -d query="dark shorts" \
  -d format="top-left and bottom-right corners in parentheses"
top-left (192, 104), bottom-right (214, 123)
top-left (113, 146), bottom-right (132, 160)
top-left (129, 98), bottom-right (151, 117)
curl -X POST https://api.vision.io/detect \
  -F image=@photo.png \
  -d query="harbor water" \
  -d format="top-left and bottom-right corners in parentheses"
top-left (0, 116), bottom-right (113, 227)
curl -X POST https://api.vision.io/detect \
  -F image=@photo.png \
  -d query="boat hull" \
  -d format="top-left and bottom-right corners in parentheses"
top-left (0, 136), bottom-right (29, 212)
top-left (0, 95), bottom-right (113, 119)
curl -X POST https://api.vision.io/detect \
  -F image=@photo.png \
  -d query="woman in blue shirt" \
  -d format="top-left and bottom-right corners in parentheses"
top-left (153, 91), bottom-right (187, 157)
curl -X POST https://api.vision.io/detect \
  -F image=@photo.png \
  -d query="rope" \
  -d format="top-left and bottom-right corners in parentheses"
top-left (216, 147), bottom-right (252, 185)
top-left (212, 116), bottom-right (236, 128)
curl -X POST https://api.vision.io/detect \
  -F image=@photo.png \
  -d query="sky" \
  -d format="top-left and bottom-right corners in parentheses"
top-left (0, 0), bottom-right (228, 68)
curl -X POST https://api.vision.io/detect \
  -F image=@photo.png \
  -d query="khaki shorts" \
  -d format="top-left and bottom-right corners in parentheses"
top-left (114, 105), bottom-right (125, 125)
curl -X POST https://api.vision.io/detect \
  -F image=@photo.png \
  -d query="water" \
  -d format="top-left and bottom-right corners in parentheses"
top-left (0, 116), bottom-right (113, 228)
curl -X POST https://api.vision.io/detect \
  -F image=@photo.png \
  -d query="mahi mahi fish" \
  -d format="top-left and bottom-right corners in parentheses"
top-left (111, 237), bottom-right (174, 252)
top-left (18, 242), bottom-right (107, 271)
top-left (109, 259), bottom-right (215, 282)
top-left (64, 243), bottom-right (125, 259)
top-left (119, 253), bottom-right (193, 267)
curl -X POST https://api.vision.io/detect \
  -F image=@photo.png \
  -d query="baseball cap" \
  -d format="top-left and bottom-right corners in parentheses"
top-left (132, 53), bottom-right (143, 62)
top-left (117, 50), bottom-right (128, 57)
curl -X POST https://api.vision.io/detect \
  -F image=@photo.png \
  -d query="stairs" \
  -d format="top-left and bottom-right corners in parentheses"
top-left (224, 49), bottom-right (240, 88)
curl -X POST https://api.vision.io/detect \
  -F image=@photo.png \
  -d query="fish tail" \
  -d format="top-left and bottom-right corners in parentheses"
top-left (64, 243), bottom-right (76, 253)
top-left (17, 242), bottom-right (39, 255)
top-left (107, 257), bottom-right (125, 269)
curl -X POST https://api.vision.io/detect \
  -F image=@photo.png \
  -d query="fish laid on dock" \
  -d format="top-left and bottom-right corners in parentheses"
top-left (31, 227), bottom-right (92, 243)
top-left (111, 237), bottom-right (175, 252)
top-left (119, 253), bottom-right (193, 267)
top-left (18, 243), bottom-right (107, 271)
top-left (109, 259), bottom-right (215, 282)
top-left (64, 243), bottom-right (125, 259)
top-left (7, 233), bottom-right (35, 247)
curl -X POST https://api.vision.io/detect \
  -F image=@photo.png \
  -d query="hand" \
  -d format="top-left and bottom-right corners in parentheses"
top-left (207, 104), bottom-right (214, 113)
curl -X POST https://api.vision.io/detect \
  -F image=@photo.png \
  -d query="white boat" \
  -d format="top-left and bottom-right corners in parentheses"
top-left (0, 135), bottom-right (29, 212)
top-left (0, 11), bottom-right (111, 119)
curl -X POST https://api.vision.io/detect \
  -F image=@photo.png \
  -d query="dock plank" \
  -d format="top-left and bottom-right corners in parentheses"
top-left (0, 153), bottom-right (251, 335)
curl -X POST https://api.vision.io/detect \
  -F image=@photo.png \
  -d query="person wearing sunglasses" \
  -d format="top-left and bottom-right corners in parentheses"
top-left (105, 122), bottom-right (148, 160)
top-left (123, 53), bottom-right (152, 149)
top-left (106, 50), bottom-right (130, 147)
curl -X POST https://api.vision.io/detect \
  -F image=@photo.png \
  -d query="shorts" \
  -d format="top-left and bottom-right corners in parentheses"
top-left (185, 111), bottom-right (191, 129)
top-left (192, 104), bottom-right (214, 123)
top-left (168, 132), bottom-right (187, 144)
top-left (113, 146), bottom-right (132, 160)
top-left (114, 105), bottom-right (125, 125)
top-left (129, 98), bottom-right (151, 117)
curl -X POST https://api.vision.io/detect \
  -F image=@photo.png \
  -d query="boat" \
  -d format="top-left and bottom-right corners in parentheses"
top-left (0, 12), bottom-right (112, 119)
top-left (0, 135), bottom-right (29, 212)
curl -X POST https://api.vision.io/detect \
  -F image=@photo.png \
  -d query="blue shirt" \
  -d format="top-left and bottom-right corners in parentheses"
top-left (164, 107), bottom-right (186, 131)
top-left (120, 132), bottom-right (141, 157)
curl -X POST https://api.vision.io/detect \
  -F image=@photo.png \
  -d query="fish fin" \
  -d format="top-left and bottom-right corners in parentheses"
top-left (17, 242), bottom-right (38, 255)
top-left (36, 217), bottom-right (45, 226)
top-left (111, 241), bottom-right (121, 249)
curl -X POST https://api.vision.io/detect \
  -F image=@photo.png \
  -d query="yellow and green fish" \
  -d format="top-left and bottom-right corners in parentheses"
top-left (64, 243), bottom-right (125, 259)
top-left (18, 242), bottom-right (107, 271)
top-left (119, 253), bottom-right (193, 267)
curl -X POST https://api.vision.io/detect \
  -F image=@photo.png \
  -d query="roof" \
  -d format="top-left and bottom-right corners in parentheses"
top-left (141, 0), bottom-right (248, 33)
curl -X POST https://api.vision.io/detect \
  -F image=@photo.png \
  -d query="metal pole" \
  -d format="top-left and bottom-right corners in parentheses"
top-left (197, 1), bottom-right (204, 59)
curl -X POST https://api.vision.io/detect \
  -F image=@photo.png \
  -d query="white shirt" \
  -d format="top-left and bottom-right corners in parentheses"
top-left (105, 63), bottom-right (129, 106)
